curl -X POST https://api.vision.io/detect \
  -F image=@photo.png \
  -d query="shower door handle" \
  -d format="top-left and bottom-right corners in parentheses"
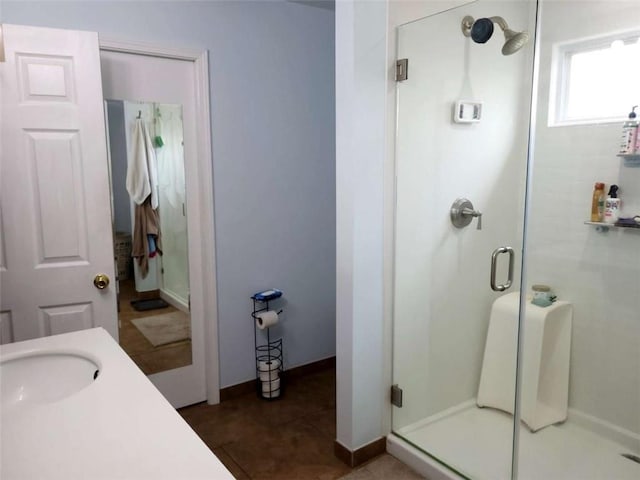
top-left (490, 246), bottom-right (514, 292)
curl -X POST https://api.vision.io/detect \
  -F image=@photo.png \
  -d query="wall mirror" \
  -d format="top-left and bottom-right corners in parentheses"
top-left (106, 99), bottom-right (192, 375)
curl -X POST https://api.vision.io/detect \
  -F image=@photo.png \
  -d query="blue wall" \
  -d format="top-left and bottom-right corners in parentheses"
top-left (2, 1), bottom-right (336, 388)
top-left (105, 99), bottom-right (132, 235)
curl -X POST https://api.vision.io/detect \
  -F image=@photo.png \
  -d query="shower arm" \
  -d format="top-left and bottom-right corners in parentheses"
top-left (461, 15), bottom-right (510, 38)
top-left (489, 16), bottom-right (509, 32)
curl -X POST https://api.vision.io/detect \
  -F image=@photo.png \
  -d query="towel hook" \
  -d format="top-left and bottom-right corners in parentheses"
top-left (136, 110), bottom-right (142, 119)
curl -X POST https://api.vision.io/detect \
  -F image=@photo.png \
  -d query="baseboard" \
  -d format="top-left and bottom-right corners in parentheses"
top-left (159, 288), bottom-right (189, 313)
top-left (219, 356), bottom-right (336, 402)
top-left (219, 379), bottom-right (256, 401)
top-left (334, 437), bottom-right (386, 468)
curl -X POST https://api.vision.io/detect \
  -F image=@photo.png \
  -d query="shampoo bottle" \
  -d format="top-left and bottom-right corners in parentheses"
top-left (591, 182), bottom-right (605, 222)
top-left (620, 106), bottom-right (638, 154)
top-left (604, 185), bottom-right (621, 224)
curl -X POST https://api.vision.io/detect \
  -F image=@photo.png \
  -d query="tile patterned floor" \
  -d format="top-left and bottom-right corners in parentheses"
top-left (117, 278), bottom-right (192, 374)
top-left (341, 454), bottom-right (425, 480)
top-left (178, 368), bottom-right (425, 480)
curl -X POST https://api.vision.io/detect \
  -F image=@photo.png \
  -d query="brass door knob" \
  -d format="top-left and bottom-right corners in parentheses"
top-left (93, 274), bottom-right (110, 290)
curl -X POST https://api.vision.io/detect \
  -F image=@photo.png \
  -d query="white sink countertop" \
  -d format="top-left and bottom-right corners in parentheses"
top-left (0, 328), bottom-right (233, 480)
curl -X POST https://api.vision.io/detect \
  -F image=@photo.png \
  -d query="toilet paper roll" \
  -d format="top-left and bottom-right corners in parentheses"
top-left (261, 377), bottom-right (281, 398)
top-left (258, 359), bottom-right (281, 381)
top-left (255, 310), bottom-right (279, 330)
top-left (262, 389), bottom-right (280, 399)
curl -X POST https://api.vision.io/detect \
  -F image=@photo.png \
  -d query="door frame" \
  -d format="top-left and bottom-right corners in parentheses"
top-left (100, 38), bottom-right (220, 405)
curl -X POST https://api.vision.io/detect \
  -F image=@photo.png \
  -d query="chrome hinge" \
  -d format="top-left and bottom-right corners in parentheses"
top-left (391, 384), bottom-right (403, 407)
top-left (396, 59), bottom-right (408, 82)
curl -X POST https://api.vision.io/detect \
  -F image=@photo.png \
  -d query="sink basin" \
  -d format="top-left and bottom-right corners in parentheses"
top-left (1, 350), bottom-right (100, 410)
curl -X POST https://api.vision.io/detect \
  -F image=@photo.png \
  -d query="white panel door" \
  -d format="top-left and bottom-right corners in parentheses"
top-left (0, 24), bottom-right (117, 343)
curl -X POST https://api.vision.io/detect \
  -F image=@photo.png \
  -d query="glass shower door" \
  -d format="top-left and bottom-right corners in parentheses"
top-left (391, 1), bottom-right (537, 479)
top-left (515, 2), bottom-right (640, 479)
top-left (156, 103), bottom-right (190, 311)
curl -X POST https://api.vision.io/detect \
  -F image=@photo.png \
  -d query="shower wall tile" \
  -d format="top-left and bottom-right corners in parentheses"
top-left (525, 0), bottom-right (640, 436)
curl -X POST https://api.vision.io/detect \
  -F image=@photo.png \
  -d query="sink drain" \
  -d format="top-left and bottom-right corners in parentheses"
top-left (93, 369), bottom-right (100, 380)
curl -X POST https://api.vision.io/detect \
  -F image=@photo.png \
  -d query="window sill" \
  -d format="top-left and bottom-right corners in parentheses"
top-left (548, 117), bottom-right (624, 128)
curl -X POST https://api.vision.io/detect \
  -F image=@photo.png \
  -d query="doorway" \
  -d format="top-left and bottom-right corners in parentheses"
top-left (106, 98), bottom-right (191, 376)
top-left (100, 41), bottom-right (219, 408)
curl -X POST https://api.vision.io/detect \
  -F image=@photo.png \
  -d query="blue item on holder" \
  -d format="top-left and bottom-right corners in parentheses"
top-left (252, 289), bottom-right (283, 301)
top-left (532, 297), bottom-right (554, 308)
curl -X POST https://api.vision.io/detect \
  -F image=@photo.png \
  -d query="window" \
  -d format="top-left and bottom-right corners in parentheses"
top-left (549, 31), bottom-right (640, 126)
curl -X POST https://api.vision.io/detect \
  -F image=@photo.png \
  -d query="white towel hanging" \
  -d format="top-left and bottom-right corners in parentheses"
top-left (126, 119), bottom-right (159, 209)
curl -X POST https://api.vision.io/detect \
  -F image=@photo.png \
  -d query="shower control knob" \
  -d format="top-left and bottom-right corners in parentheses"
top-left (450, 198), bottom-right (482, 230)
top-left (462, 207), bottom-right (483, 230)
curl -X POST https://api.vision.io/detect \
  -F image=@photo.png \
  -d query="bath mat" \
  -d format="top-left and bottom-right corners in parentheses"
top-left (130, 298), bottom-right (169, 311)
top-left (131, 311), bottom-right (191, 347)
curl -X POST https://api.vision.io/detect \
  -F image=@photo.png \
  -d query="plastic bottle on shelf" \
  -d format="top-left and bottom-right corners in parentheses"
top-left (604, 185), bottom-right (621, 224)
top-left (619, 106), bottom-right (638, 154)
top-left (591, 182), bottom-right (605, 222)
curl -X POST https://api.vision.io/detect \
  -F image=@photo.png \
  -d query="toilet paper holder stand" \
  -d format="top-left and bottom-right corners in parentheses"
top-left (251, 293), bottom-right (285, 400)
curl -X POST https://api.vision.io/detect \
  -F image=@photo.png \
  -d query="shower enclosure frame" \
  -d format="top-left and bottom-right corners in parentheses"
top-left (387, 1), bottom-right (543, 479)
top-left (389, 0), bottom-right (640, 477)
top-left (100, 38), bottom-right (220, 407)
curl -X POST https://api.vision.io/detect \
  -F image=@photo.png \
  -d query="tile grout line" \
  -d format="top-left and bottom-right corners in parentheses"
top-left (299, 412), bottom-right (337, 442)
top-left (218, 444), bottom-right (253, 480)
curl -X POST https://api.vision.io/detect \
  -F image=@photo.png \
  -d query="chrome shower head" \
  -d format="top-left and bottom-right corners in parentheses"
top-left (461, 15), bottom-right (529, 56)
top-left (502, 28), bottom-right (530, 55)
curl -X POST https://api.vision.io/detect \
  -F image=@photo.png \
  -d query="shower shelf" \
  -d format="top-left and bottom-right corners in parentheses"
top-left (584, 221), bottom-right (640, 233)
